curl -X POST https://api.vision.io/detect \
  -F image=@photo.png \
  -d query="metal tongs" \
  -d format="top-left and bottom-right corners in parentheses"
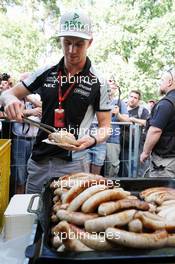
top-left (23, 117), bottom-right (58, 134)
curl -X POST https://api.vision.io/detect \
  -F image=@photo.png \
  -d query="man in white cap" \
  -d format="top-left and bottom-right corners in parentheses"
top-left (0, 10), bottom-right (111, 193)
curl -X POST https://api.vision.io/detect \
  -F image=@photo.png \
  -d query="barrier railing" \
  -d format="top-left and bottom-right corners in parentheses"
top-left (0, 119), bottom-right (144, 178)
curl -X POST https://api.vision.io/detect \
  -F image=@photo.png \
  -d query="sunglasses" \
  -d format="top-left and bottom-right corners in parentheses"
top-left (166, 68), bottom-right (174, 83)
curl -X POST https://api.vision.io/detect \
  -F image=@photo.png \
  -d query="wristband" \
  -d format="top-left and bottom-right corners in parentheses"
top-left (89, 134), bottom-right (97, 148)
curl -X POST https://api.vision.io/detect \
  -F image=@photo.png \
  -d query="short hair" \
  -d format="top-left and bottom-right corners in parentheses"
top-left (2, 73), bottom-right (11, 81)
top-left (129, 90), bottom-right (141, 100)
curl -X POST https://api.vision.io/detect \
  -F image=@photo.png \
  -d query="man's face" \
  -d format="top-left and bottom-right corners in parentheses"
top-left (108, 80), bottom-right (118, 99)
top-left (1, 80), bottom-right (10, 91)
top-left (159, 72), bottom-right (172, 95)
top-left (128, 92), bottom-right (140, 108)
top-left (61, 36), bottom-right (92, 65)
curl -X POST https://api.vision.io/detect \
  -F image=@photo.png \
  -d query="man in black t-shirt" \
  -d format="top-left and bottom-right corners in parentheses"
top-left (141, 69), bottom-right (175, 177)
top-left (119, 90), bottom-right (149, 177)
top-left (0, 10), bottom-right (111, 193)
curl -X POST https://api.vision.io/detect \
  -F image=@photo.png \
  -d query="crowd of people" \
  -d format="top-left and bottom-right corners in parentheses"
top-left (0, 10), bottom-right (174, 196)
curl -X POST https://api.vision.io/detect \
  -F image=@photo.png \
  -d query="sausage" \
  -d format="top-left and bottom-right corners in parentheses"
top-left (62, 177), bottom-right (111, 204)
top-left (161, 200), bottom-right (175, 206)
top-left (51, 235), bottom-right (62, 248)
top-left (53, 195), bottom-right (60, 203)
top-left (155, 192), bottom-right (175, 205)
top-left (134, 211), bottom-right (165, 230)
top-left (157, 206), bottom-right (175, 218)
top-left (167, 233), bottom-right (175, 247)
top-left (85, 209), bottom-right (136, 232)
top-left (68, 185), bottom-right (108, 212)
top-left (134, 211), bottom-right (175, 231)
top-left (53, 203), bottom-right (61, 213)
top-left (158, 208), bottom-right (175, 222)
top-left (48, 131), bottom-right (79, 146)
top-left (56, 209), bottom-right (98, 226)
top-left (53, 221), bottom-right (93, 251)
top-left (57, 244), bottom-right (65, 252)
top-left (98, 199), bottom-right (149, 216)
top-left (59, 175), bottom-right (110, 190)
top-left (59, 172), bottom-right (98, 181)
top-left (140, 187), bottom-right (175, 203)
top-left (70, 224), bottom-right (116, 250)
top-left (105, 228), bottom-right (168, 248)
top-left (128, 219), bottom-right (143, 233)
top-left (54, 187), bottom-right (67, 196)
top-left (50, 180), bottom-right (59, 189)
top-left (140, 187), bottom-right (175, 198)
top-left (51, 213), bottom-right (58, 223)
top-left (81, 189), bottom-right (130, 213)
top-left (148, 203), bottom-right (157, 212)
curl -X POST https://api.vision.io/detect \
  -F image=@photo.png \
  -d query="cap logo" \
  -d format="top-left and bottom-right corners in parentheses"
top-left (63, 12), bottom-right (86, 31)
top-left (73, 13), bottom-right (79, 20)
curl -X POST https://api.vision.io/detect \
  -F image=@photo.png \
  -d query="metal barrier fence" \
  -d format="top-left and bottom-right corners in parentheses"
top-left (0, 120), bottom-right (147, 187)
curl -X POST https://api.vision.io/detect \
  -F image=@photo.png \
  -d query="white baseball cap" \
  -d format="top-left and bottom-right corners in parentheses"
top-left (58, 10), bottom-right (92, 40)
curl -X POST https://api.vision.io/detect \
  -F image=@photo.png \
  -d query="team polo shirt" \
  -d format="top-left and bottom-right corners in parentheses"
top-left (22, 57), bottom-right (111, 161)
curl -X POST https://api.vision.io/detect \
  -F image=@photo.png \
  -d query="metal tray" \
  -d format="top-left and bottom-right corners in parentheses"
top-left (26, 177), bottom-right (175, 263)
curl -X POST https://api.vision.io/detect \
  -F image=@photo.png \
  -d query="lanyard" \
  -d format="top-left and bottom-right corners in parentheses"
top-left (57, 71), bottom-right (76, 109)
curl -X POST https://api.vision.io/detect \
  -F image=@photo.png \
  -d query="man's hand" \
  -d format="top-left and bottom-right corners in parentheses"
top-left (140, 151), bottom-right (150, 163)
top-left (59, 135), bottom-right (96, 151)
top-left (129, 117), bottom-right (137, 123)
top-left (5, 101), bottom-right (24, 122)
top-left (112, 106), bottom-right (119, 116)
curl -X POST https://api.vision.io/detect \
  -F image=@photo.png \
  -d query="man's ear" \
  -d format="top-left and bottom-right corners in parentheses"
top-left (88, 38), bottom-right (93, 48)
top-left (168, 79), bottom-right (173, 87)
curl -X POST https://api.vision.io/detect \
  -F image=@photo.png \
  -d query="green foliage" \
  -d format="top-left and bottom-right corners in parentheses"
top-left (0, 12), bottom-right (46, 79)
top-left (1, 0), bottom-right (175, 101)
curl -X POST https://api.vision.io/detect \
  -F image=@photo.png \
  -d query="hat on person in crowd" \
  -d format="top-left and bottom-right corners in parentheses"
top-left (58, 10), bottom-right (92, 40)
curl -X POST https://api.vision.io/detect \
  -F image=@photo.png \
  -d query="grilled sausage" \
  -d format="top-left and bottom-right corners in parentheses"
top-left (51, 235), bottom-right (62, 248)
top-left (70, 224), bottom-right (116, 250)
top-left (62, 177), bottom-right (109, 204)
top-left (68, 185), bottom-right (108, 212)
top-left (53, 221), bottom-right (93, 251)
top-left (98, 199), bottom-right (149, 216)
top-left (140, 187), bottom-right (175, 203)
top-left (106, 228), bottom-right (168, 249)
top-left (81, 189), bottom-right (130, 213)
top-left (49, 131), bottom-right (79, 146)
top-left (134, 211), bottom-right (175, 231)
top-left (56, 209), bottom-right (98, 226)
top-left (59, 175), bottom-right (110, 190)
top-left (167, 233), bottom-right (175, 247)
top-left (155, 193), bottom-right (175, 205)
top-left (128, 219), bottom-right (143, 233)
top-left (85, 209), bottom-right (136, 232)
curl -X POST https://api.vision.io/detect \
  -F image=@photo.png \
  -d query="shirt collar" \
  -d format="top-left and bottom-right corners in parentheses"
top-left (58, 56), bottom-right (91, 75)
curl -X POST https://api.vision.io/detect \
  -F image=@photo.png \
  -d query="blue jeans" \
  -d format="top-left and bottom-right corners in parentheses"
top-left (11, 135), bottom-right (35, 186)
top-left (87, 143), bottom-right (106, 166)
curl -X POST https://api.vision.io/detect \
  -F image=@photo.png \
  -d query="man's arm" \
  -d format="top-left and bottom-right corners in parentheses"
top-left (93, 111), bottom-right (111, 143)
top-left (129, 117), bottom-right (146, 126)
top-left (112, 106), bottom-right (129, 122)
top-left (75, 111), bottom-right (111, 150)
top-left (26, 94), bottom-right (42, 107)
top-left (0, 83), bottom-right (30, 121)
top-left (140, 126), bottom-right (162, 163)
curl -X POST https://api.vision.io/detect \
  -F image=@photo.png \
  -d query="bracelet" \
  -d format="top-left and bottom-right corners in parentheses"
top-left (88, 134), bottom-right (97, 148)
